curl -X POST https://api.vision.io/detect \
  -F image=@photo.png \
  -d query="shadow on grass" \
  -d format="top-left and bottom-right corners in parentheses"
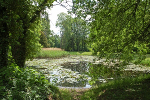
top-left (60, 88), bottom-right (89, 100)
top-left (81, 74), bottom-right (150, 100)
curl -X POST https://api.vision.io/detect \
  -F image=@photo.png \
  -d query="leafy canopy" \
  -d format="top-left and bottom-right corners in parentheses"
top-left (73, 0), bottom-right (150, 63)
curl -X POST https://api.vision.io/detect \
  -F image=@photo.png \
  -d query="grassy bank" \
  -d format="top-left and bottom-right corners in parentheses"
top-left (35, 49), bottom-right (150, 67)
top-left (80, 74), bottom-right (150, 100)
top-left (35, 50), bottom-right (70, 58)
top-left (58, 74), bottom-right (150, 100)
top-left (35, 49), bottom-right (92, 58)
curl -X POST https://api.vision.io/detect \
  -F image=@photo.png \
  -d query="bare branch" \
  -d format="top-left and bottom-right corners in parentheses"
top-left (53, 0), bottom-right (72, 11)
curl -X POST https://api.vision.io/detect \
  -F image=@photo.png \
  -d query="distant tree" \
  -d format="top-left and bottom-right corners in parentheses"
top-left (53, 35), bottom-right (61, 48)
top-left (56, 12), bottom-right (89, 51)
top-left (40, 12), bottom-right (51, 47)
top-left (72, 17), bottom-right (90, 51)
top-left (56, 12), bottom-right (73, 51)
top-left (39, 31), bottom-right (50, 47)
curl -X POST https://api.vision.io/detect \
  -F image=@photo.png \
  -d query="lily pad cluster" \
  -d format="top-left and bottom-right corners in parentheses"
top-left (26, 56), bottom-right (150, 88)
top-left (25, 56), bottom-right (97, 88)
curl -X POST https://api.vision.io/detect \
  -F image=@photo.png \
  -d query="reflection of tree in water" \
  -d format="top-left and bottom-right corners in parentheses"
top-left (60, 61), bottom-right (89, 87)
top-left (89, 64), bottom-right (145, 80)
top-left (61, 61), bottom-right (89, 74)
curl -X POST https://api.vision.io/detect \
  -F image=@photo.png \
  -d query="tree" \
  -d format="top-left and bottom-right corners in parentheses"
top-left (56, 12), bottom-right (73, 50)
top-left (0, 0), bottom-right (54, 68)
top-left (73, 0), bottom-right (150, 63)
top-left (53, 34), bottom-right (61, 48)
top-left (0, 5), bottom-right (9, 68)
top-left (40, 12), bottom-right (51, 47)
top-left (39, 31), bottom-right (50, 47)
top-left (72, 17), bottom-right (90, 51)
top-left (40, 13), bottom-right (61, 48)
top-left (56, 12), bottom-right (89, 51)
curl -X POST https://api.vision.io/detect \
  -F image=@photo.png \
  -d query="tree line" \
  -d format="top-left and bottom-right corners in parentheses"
top-left (56, 12), bottom-right (90, 51)
top-left (40, 12), bottom-right (61, 48)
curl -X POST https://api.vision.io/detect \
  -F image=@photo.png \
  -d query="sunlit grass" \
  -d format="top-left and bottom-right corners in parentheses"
top-left (69, 51), bottom-right (92, 55)
top-left (140, 58), bottom-right (150, 66)
top-left (140, 54), bottom-right (150, 66)
top-left (35, 49), bottom-right (93, 59)
top-left (35, 50), bottom-right (70, 58)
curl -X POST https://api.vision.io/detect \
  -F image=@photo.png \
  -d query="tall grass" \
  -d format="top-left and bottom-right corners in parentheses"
top-left (35, 49), bottom-right (93, 59)
top-left (35, 50), bottom-right (70, 58)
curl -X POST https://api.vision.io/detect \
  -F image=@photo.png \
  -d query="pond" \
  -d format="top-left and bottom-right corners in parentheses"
top-left (25, 56), bottom-right (150, 89)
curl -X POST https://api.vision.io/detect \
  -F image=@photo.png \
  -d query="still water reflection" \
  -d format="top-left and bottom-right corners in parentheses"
top-left (26, 57), bottom-right (148, 88)
top-left (47, 61), bottom-right (92, 88)
top-left (61, 61), bottom-right (89, 74)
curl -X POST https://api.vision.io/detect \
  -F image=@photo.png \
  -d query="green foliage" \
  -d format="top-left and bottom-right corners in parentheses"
top-left (56, 12), bottom-right (89, 51)
top-left (7, 0), bottom-right (46, 60)
top-left (39, 31), bottom-right (50, 48)
top-left (0, 62), bottom-right (61, 100)
top-left (53, 34), bottom-right (61, 48)
top-left (25, 20), bottom-right (42, 60)
top-left (40, 13), bottom-right (51, 48)
top-left (48, 31), bottom-right (61, 48)
top-left (140, 54), bottom-right (150, 66)
top-left (0, 0), bottom-right (55, 67)
top-left (73, 0), bottom-right (150, 64)
top-left (140, 58), bottom-right (150, 66)
top-left (40, 13), bottom-right (61, 48)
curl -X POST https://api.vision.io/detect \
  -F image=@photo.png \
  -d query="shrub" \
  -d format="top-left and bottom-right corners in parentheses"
top-left (0, 62), bottom-right (61, 100)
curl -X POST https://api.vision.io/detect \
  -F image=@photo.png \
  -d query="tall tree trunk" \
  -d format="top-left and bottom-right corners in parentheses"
top-left (11, 25), bottom-right (27, 68)
top-left (0, 24), bottom-right (9, 68)
top-left (11, 0), bottom-right (52, 68)
top-left (11, 36), bottom-right (26, 68)
top-left (0, 7), bottom-right (9, 68)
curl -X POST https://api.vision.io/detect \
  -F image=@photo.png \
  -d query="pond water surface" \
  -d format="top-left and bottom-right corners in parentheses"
top-left (25, 56), bottom-right (150, 88)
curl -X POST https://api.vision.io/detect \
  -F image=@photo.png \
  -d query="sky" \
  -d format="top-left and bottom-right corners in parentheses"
top-left (46, 1), bottom-right (72, 35)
